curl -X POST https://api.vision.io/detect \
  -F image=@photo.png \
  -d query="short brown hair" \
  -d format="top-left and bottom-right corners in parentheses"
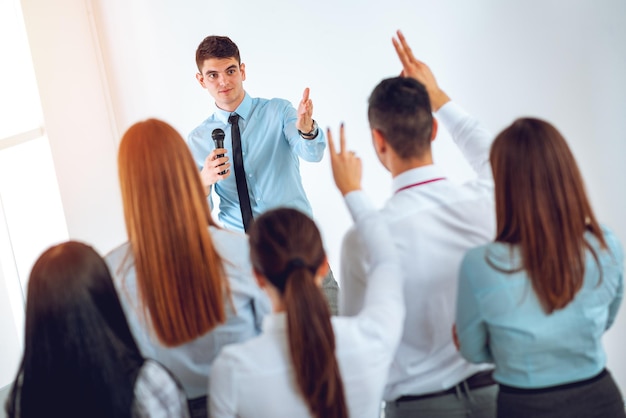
top-left (195, 35), bottom-right (241, 71)
top-left (368, 77), bottom-right (433, 159)
top-left (490, 117), bottom-right (606, 313)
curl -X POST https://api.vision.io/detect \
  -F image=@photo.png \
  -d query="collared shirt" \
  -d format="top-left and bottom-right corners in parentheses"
top-left (187, 93), bottom-right (326, 232)
top-left (132, 359), bottom-right (190, 418)
top-left (456, 226), bottom-right (624, 388)
top-left (341, 102), bottom-right (496, 401)
top-left (208, 191), bottom-right (405, 417)
top-left (105, 226), bottom-right (271, 399)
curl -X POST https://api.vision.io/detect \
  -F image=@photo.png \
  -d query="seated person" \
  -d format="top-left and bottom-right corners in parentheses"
top-left (5, 241), bottom-right (189, 418)
top-left (455, 118), bottom-right (625, 418)
top-left (106, 119), bottom-right (270, 418)
top-left (208, 128), bottom-right (405, 417)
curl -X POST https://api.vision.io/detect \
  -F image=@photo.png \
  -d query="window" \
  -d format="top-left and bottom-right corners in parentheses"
top-left (0, 0), bottom-right (68, 388)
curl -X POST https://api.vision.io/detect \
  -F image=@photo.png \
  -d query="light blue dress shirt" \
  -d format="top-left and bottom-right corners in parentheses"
top-left (456, 226), bottom-right (624, 389)
top-left (105, 226), bottom-right (271, 399)
top-left (187, 93), bottom-right (326, 232)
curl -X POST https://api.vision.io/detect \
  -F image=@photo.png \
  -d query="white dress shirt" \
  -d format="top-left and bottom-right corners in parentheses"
top-left (341, 102), bottom-right (496, 401)
top-left (208, 192), bottom-right (405, 417)
top-left (106, 227), bottom-right (271, 399)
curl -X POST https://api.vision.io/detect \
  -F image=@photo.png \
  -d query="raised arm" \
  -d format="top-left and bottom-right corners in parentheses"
top-left (393, 30), bottom-right (493, 179)
top-left (328, 125), bottom-right (405, 342)
top-left (392, 30), bottom-right (450, 111)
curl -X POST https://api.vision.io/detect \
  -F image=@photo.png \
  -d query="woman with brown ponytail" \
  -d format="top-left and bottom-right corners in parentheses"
top-left (209, 127), bottom-right (405, 417)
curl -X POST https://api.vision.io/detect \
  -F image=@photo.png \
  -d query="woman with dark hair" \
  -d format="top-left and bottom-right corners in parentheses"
top-left (455, 118), bottom-right (625, 418)
top-left (208, 128), bottom-right (405, 417)
top-left (5, 241), bottom-right (189, 418)
top-left (106, 119), bottom-right (270, 417)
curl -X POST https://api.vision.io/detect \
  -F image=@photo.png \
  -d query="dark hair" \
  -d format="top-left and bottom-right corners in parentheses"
top-left (118, 118), bottom-right (228, 346)
top-left (368, 76), bottom-right (433, 159)
top-left (6, 241), bottom-right (144, 418)
top-left (490, 118), bottom-right (607, 313)
top-left (248, 208), bottom-right (348, 418)
top-left (195, 35), bottom-right (241, 71)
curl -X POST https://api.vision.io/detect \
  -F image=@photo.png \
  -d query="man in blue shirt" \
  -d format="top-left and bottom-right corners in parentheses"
top-left (187, 35), bottom-right (338, 313)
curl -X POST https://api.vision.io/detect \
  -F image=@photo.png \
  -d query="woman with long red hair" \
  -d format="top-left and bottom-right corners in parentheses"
top-left (106, 119), bottom-right (270, 418)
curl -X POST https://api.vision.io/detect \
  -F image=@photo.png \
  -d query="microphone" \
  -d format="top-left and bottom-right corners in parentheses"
top-left (211, 128), bottom-right (227, 175)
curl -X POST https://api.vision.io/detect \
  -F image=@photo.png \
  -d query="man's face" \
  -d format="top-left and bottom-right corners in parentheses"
top-left (196, 57), bottom-right (246, 112)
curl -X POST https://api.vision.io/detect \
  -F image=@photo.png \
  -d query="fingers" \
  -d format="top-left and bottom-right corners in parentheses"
top-left (393, 30), bottom-right (414, 68)
top-left (327, 124), bottom-right (347, 156)
top-left (339, 123), bottom-right (346, 154)
top-left (326, 123), bottom-right (346, 157)
top-left (393, 30), bottom-right (424, 71)
top-left (327, 127), bottom-right (337, 156)
top-left (298, 88), bottom-right (313, 121)
top-left (397, 30), bottom-right (412, 57)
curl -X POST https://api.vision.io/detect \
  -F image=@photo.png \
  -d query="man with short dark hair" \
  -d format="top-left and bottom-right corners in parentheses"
top-left (187, 35), bottom-right (338, 313)
top-left (340, 31), bottom-right (497, 417)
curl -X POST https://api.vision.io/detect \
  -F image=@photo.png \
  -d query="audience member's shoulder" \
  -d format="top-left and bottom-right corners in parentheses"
top-left (213, 332), bottom-right (267, 373)
top-left (134, 360), bottom-right (187, 418)
top-left (210, 226), bottom-right (249, 249)
top-left (460, 242), bottom-right (508, 285)
top-left (209, 227), bottom-right (255, 287)
top-left (137, 359), bottom-right (174, 384)
top-left (104, 241), bottom-right (133, 276)
top-left (105, 241), bottom-right (131, 261)
top-left (462, 243), bottom-right (492, 265)
top-left (598, 224), bottom-right (624, 263)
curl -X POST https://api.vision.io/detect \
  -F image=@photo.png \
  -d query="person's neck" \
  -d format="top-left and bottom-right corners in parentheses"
top-left (216, 94), bottom-right (245, 113)
top-left (390, 156), bottom-right (434, 178)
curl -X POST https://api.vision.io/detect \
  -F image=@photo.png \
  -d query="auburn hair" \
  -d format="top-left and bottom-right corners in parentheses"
top-left (118, 118), bottom-right (228, 346)
top-left (490, 117), bottom-right (606, 313)
top-left (248, 208), bottom-right (348, 418)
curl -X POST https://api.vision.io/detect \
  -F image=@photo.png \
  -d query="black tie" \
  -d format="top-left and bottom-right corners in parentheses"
top-left (228, 113), bottom-right (254, 232)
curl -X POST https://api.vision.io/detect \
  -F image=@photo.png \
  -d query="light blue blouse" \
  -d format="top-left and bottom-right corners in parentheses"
top-left (456, 226), bottom-right (623, 389)
top-left (106, 226), bottom-right (271, 399)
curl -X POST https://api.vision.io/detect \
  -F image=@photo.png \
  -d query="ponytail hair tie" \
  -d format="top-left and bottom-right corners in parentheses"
top-left (287, 258), bottom-right (306, 270)
top-left (269, 257), bottom-right (318, 292)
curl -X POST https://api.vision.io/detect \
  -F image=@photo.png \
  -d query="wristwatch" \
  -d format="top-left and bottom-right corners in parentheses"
top-left (298, 120), bottom-right (319, 139)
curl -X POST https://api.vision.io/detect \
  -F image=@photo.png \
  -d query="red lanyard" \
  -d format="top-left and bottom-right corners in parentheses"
top-left (395, 177), bottom-right (446, 194)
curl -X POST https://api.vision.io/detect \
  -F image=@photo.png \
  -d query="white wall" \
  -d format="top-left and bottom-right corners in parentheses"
top-left (21, 0), bottom-right (125, 255)
top-left (15, 0), bottom-right (626, 395)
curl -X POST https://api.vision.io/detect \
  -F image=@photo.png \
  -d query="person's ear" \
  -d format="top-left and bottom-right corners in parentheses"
top-left (240, 63), bottom-right (246, 81)
top-left (196, 72), bottom-right (206, 89)
top-left (372, 128), bottom-right (387, 155)
top-left (430, 118), bottom-right (439, 143)
top-left (314, 257), bottom-right (329, 287)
